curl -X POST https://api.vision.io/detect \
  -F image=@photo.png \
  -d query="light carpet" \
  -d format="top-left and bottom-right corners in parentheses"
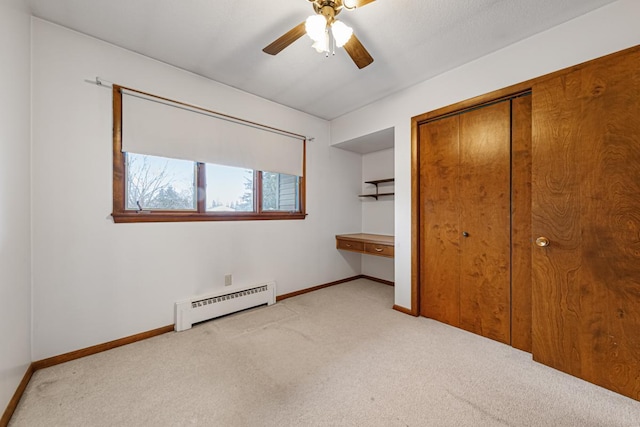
top-left (10, 279), bottom-right (640, 426)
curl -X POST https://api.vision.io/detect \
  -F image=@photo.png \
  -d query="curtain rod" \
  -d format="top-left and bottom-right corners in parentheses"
top-left (84, 77), bottom-right (314, 141)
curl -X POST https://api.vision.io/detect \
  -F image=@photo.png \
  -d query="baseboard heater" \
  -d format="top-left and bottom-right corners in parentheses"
top-left (174, 282), bottom-right (276, 332)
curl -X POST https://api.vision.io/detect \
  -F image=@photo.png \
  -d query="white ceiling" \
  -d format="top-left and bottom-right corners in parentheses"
top-left (25, 0), bottom-right (617, 120)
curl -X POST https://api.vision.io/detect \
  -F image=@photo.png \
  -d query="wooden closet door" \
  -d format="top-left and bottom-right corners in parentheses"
top-left (532, 47), bottom-right (640, 400)
top-left (458, 101), bottom-right (511, 344)
top-left (419, 115), bottom-right (460, 327)
top-left (420, 101), bottom-right (513, 344)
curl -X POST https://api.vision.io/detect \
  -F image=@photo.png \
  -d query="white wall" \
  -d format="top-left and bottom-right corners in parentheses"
top-left (31, 19), bottom-right (362, 360)
top-left (361, 148), bottom-right (394, 281)
top-left (330, 0), bottom-right (640, 310)
top-left (0, 0), bottom-right (31, 412)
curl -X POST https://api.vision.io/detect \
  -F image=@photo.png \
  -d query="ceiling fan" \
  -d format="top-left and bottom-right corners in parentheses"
top-left (262, 0), bottom-right (375, 69)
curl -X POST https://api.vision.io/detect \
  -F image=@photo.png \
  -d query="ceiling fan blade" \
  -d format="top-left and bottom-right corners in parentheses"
top-left (343, 33), bottom-right (374, 69)
top-left (352, 0), bottom-right (376, 7)
top-left (263, 22), bottom-right (307, 55)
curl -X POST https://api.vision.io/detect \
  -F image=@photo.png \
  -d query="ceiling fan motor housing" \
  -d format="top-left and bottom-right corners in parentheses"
top-left (313, 1), bottom-right (342, 20)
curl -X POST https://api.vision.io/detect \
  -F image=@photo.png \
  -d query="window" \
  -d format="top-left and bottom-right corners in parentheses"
top-left (112, 86), bottom-right (306, 223)
top-left (262, 172), bottom-right (300, 212)
top-left (126, 153), bottom-right (197, 211)
top-left (205, 164), bottom-right (254, 212)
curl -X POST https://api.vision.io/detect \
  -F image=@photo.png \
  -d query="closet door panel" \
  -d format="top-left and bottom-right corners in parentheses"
top-left (532, 47), bottom-right (640, 400)
top-left (419, 116), bottom-right (460, 326)
top-left (459, 101), bottom-right (511, 344)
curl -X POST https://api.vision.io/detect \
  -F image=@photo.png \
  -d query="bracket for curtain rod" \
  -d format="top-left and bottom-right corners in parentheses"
top-left (84, 76), bottom-right (113, 89)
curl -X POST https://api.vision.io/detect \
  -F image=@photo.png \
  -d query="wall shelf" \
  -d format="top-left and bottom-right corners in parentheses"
top-left (359, 178), bottom-right (394, 200)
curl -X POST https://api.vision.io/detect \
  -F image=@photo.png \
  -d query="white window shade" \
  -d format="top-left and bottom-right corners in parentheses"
top-left (121, 90), bottom-right (304, 177)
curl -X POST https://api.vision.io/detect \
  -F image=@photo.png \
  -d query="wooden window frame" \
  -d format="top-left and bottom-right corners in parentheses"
top-left (111, 86), bottom-right (306, 223)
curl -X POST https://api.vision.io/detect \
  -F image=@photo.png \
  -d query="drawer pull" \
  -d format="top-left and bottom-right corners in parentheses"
top-left (374, 247), bottom-right (384, 252)
top-left (346, 243), bottom-right (352, 247)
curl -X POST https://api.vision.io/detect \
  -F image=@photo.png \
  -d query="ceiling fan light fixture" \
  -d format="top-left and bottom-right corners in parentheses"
top-left (305, 14), bottom-right (327, 42)
top-left (312, 31), bottom-right (330, 53)
top-left (331, 20), bottom-right (353, 47)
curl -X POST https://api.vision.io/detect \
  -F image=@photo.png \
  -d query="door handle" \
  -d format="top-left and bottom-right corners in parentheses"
top-left (462, 231), bottom-right (469, 237)
top-left (535, 236), bottom-right (550, 247)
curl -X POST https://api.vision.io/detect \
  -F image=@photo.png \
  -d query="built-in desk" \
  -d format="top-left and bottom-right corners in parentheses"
top-left (335, 233), bottom-right (395, 258)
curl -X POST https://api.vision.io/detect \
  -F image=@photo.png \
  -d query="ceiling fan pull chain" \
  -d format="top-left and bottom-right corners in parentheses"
top-left (332, 30), bottom-right (336, 56)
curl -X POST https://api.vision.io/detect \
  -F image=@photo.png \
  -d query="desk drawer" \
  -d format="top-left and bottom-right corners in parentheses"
top-left (364, 243), bottom-right (394, 258)
top-left (337, 239), bottom-right (364, 252)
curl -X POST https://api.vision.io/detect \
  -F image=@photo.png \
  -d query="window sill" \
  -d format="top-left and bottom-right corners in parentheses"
top-left (111, 211), bottom-right (307, 223)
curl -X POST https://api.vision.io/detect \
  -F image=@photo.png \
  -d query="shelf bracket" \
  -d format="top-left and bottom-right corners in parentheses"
top-left (358, 178), bottom-right (394, 200)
